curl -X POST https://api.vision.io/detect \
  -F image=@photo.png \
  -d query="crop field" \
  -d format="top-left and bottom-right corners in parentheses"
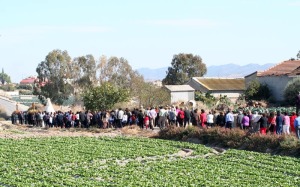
top-left (0, 136), bottom-right (299, 186)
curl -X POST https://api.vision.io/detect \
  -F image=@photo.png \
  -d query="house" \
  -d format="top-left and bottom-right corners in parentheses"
top-left (164, 85), bottom-right (195, 104)
top-left (245, 60), bottom-right (300, 102)
top-left (187, 77), bottom-right (245, 102)
top-left (20, 76), bottom-right (37, 85)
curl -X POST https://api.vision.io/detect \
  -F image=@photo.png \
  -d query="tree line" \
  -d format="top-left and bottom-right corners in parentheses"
top-left (34, 49), bottom-right (206, 110)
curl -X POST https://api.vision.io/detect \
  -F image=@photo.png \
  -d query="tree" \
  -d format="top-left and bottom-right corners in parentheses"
top-left (245, 80), bottom-right (271, 101)
top-left (36, 49), bottom-right (74, 105)
top-left (162, 53), bottom-right (207, 85)
top-left (73, 54), bottom-right (97, 89)
top-left (284, 77), bottom-right (300, 106)
top-left (0, 68), bottom-right (11, 85)
top-left (82, 82), bottom-right (129, 111)
top-left (98, 56), bottom-right (144, 92)
top-left (135, 82), bottom-right (170, 107)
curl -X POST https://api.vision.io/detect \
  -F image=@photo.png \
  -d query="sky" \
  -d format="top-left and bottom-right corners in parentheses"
top-left (0, 0), bottom-right (300, 82)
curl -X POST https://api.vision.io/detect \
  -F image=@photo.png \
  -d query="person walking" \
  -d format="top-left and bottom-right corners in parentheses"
top-left (283, 112), bottom-right (290, 135)
top-left (236, 111), bottom-right (244, 130)
top-left (200, 109), bottom-right (207, 128)
top-left (158, 106), bottom-right (167, 130)
top-left (183, 107), bottom-right (191, 128)
top-left (242, 112), bottom-right (250, 130)
top-left (294, 112), bottom-right (300, 139)
top-left (275, 111), bottom-right (283, 135)
top-left (225, 109), bottom-right (234, 129)
top-left (258, 113), bottom-right (268, 135)
top-left (206, 111), bottom-right (214, 128)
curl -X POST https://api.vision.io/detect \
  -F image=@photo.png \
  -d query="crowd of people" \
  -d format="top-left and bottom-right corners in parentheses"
top-left (11, 105), bottom-right (300, 139)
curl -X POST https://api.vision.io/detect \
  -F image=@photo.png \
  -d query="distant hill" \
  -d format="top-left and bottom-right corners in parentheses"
top-left (136, 63), bottom-right (275, 81)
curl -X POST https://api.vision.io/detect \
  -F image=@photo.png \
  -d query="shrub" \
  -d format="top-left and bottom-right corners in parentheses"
top-left (19, 89), bottom-right (33, 95)
top-left (158, 126), bottom-right (300, 156)
top-left (159, 126), bottom-right (187, 140)
top-left (17, 84), bottom-right (33, 90)
top-left (245, 80), bottom-right (271, 101)
top-left (0, 84), bottom-right (15, 91)
top-left (284, 77), bottom-right (300, 106)
top-left (0, 106), bottom-right (8, 120)
top-left (244, 133), bottom-right (279, 152)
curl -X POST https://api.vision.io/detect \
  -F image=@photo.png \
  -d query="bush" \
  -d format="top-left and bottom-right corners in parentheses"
top-left (0, 106), bottom-right (8, 120)
top-left (245, 80), bottom-right (271, 101)
top-left (16, 84), bottom-right (33, 90)
top-left (284, 77), bottom-right (300, 106)
top-left (19, 89), bottom-right (33, 95)
top-left (0, 84), bottom-right (15, 91)
top-left (158, 126), bottom-right (300, 156)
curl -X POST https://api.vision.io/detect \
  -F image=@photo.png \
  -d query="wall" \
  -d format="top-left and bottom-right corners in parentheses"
top-left (258, 76), bottom-right (292, 101)
top-left (170, 91), bottom-right (194, 104)
top-left (210, 90), bottom-right (243, 102)
top-left (245, 72), bottom-right (257, 87)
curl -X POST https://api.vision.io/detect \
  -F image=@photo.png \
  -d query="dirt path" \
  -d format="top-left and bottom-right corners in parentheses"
top-left (0, 121), bottom-right (158, 139)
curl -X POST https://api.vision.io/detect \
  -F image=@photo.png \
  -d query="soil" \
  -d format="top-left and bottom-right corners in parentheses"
top-left (0, 121), bottom-right (159, 139)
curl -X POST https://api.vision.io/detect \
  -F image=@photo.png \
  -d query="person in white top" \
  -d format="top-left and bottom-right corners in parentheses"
top-left (206, 111), bottom-right (214, 128)
top-left (251, 111), bottom-right (261, 132)
top-left (283, 112), bottom-right (290, 135)
top-left (117, 108), bottom-right (124, 128)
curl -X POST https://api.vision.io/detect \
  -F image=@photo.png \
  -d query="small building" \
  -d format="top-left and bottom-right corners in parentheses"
top-left (187, 77), bottom-right (245, 102)
top-left (164, 85), bottom-right (195, 104)
top-left (20, 76), bottom-right (37, 85)
top-left (245, 60), bottom-right (300, 102)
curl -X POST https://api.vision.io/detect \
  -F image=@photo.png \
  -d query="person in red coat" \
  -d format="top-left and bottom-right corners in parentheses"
top-left (200, 109), bottom-right (207, 128)
top-left (290, 112), bottom-right (297, 133)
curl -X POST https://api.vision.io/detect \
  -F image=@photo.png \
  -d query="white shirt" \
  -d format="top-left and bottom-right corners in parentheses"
top-left (207, 114), bottom-right (214, 123)
top-left (118, 110), bottom-right (124, 119)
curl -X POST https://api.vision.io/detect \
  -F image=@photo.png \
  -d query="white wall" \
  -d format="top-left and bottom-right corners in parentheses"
top-left (258, 76), bottom-right (293, 101)
top-left (170, 91), bottom-right (194, 104)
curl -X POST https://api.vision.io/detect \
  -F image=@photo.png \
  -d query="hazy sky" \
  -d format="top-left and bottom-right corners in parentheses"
top-left (1, 0), bottom-right (299, 82)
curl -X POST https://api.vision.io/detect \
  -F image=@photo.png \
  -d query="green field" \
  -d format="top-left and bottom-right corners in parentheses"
top-left (0, 136), bottom-right (299, 186)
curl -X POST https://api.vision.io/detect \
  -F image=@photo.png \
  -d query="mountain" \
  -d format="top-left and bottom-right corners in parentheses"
top-left (204, 63), bottom-right (275, 78)
top-left (136, 63), bottom-right (275, 81)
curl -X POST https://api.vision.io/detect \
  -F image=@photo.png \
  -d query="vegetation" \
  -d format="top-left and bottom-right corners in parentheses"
top-left (82, 82), bottom-right (129, 111)
top-left (0, 68), bottom-right (11, 85)
top-left (245, 80), bottom-right (271, 101)
top-left (0, 106), bottom-right (8, 120)
top-left (159, 126), bottom-right (300, 156)
top-left (36, 50), bottom-right (74, 105)
top-left (0, 136), bottom-right (299, 186)
top-left (162, 53), bottom-right (207, 85)
top-left (35, 50), bottom-right (151, 107)
top-left (0, 84), bottom-right (15, 91)
top-left (284, 77), bottom-right (300, 106)
top-left (16, 84), bottom-right (33, 91)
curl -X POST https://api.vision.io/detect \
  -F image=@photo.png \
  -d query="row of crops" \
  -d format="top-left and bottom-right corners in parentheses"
top-left (233, 106), bottom-right (296, 114)
top-left (0, 136), bottom-right (299, 186)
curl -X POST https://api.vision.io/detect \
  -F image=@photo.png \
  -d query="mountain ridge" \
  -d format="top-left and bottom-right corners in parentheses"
top-left (136, 63), bottom-right (275, 81)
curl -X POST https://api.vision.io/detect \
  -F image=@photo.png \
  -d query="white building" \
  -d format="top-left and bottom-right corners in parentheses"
top-left (187, 77), bottom-right (245, 102)
top-left (164, 85), bottom-right (195, 104)
top-left (245, 60), bottom-right (300, 102)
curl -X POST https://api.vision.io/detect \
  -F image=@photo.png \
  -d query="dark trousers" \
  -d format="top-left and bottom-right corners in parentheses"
top-left (184, 118), bottom-right (190, 127)
top-left (296, 126), bottom-right (300, 139)
top-left (225, 121), bottom-right (233, 129)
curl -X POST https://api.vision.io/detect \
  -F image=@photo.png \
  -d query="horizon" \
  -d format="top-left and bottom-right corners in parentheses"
top-left (1, 0), bottom-right (299, 82)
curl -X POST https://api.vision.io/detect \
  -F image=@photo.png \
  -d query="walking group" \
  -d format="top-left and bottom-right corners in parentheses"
top-left (11, 105), bottom-right (300, 139)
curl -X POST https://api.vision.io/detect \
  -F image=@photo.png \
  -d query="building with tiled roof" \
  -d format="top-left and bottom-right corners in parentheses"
top-left (245, 60), bottom-right (300, 101)
top-left (164, 85), bottom-right (195, 104)
top-left (187, 77), bottom-right (245, 102)
top-left (20, 76), bottom-right (37, 85)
